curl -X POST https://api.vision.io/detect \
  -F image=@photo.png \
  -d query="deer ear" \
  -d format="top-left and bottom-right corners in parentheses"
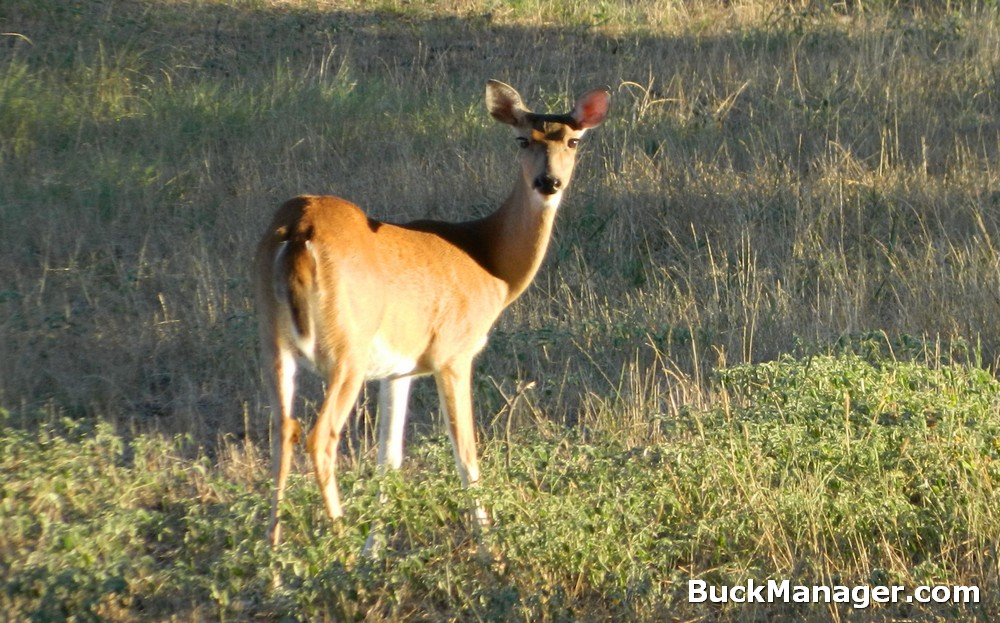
top-left (571, 87), bottom-right (611, 129)
top-left (486, 80), bottom-right (529, 126)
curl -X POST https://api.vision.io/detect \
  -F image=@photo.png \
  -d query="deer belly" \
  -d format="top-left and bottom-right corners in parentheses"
top-left (365, 335), bottom-right (419, 380)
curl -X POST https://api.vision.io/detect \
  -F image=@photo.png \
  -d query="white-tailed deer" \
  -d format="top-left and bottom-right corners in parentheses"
top-left (255, 80), bottom-right (610, 548)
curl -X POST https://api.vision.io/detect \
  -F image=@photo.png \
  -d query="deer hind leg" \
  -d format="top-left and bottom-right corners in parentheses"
top-left (363, 376), bottom-right (413, 557)
top-left (306, 361), bottom-right (365, 525)
top-left (435, 359), bottom-right (490, 531)
top-left (377, 376), bottom-right (412, 471)
top-left (268, 347), bottom-right (300, 548)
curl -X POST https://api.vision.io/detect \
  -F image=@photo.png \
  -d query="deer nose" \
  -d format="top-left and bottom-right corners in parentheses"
top-left (533, 174), bottom-right (562, 195)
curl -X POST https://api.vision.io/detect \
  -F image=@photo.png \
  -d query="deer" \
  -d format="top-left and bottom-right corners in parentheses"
top-left (254, 79), bottom-right (610, 550)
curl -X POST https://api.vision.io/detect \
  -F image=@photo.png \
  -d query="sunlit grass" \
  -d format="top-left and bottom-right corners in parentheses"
top-left (4, 345), bottom-right (998, 620)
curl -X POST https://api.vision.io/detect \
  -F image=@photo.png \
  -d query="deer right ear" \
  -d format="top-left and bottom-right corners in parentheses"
top-left (571, 87), bottom-right (611, 130)
top-left (486, 80), bottom-right (529, 126)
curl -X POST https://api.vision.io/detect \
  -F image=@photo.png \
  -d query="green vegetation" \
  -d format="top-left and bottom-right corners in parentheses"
top-left (4, 348), bottom-right (999, 620)
top-left (2, 0), bottom-right (999, 620)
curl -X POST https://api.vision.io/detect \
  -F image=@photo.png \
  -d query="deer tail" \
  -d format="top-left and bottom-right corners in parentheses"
top-left (274, 225), bottom-right (317, 343)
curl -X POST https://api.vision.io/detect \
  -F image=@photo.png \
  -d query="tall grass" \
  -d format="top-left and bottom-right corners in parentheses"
top-left (2, 1), bottom-right (998, 440)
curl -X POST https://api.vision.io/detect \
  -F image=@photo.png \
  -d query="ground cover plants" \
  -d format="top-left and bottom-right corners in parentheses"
top-left (1, 0), bottom-right (999, 620)
top-left (4, 347), bottom-right (1000, 620)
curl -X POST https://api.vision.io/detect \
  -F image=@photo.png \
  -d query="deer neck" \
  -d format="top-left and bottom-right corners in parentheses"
top-left (486, 175), bottom-right (562, 306)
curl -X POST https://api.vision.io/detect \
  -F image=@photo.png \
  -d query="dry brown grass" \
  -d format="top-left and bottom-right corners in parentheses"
top-left (1, 0), bottom-right (998, 449)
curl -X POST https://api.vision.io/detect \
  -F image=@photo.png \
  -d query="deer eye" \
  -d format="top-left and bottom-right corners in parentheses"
top-left (567, 138), bottom-right (580, 149)
top-left (516, 137), bottom-right (529, 148)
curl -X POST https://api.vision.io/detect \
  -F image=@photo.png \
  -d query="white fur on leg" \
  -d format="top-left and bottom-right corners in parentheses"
top-left (377, 376), bottom-right (412, 471)
top-left (364, 376), bottom-right (413, 558)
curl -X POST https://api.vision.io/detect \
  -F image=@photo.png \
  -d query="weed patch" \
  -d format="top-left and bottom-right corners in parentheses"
top-left (3, 349), bottom-right (998, 620)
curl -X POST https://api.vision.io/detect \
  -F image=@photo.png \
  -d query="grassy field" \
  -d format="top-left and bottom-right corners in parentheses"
top-left (2, 0), bottom-right (1000, 620)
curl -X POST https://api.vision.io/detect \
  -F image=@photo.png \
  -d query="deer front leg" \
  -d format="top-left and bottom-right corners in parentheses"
top-left (435, 359), bottom-right (490, 531)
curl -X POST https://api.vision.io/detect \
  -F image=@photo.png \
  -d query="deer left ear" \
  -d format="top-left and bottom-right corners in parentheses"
top-left (486, 80), bottom-right (530, 126)
top-left (571, 87), bottom-right (611, 130)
